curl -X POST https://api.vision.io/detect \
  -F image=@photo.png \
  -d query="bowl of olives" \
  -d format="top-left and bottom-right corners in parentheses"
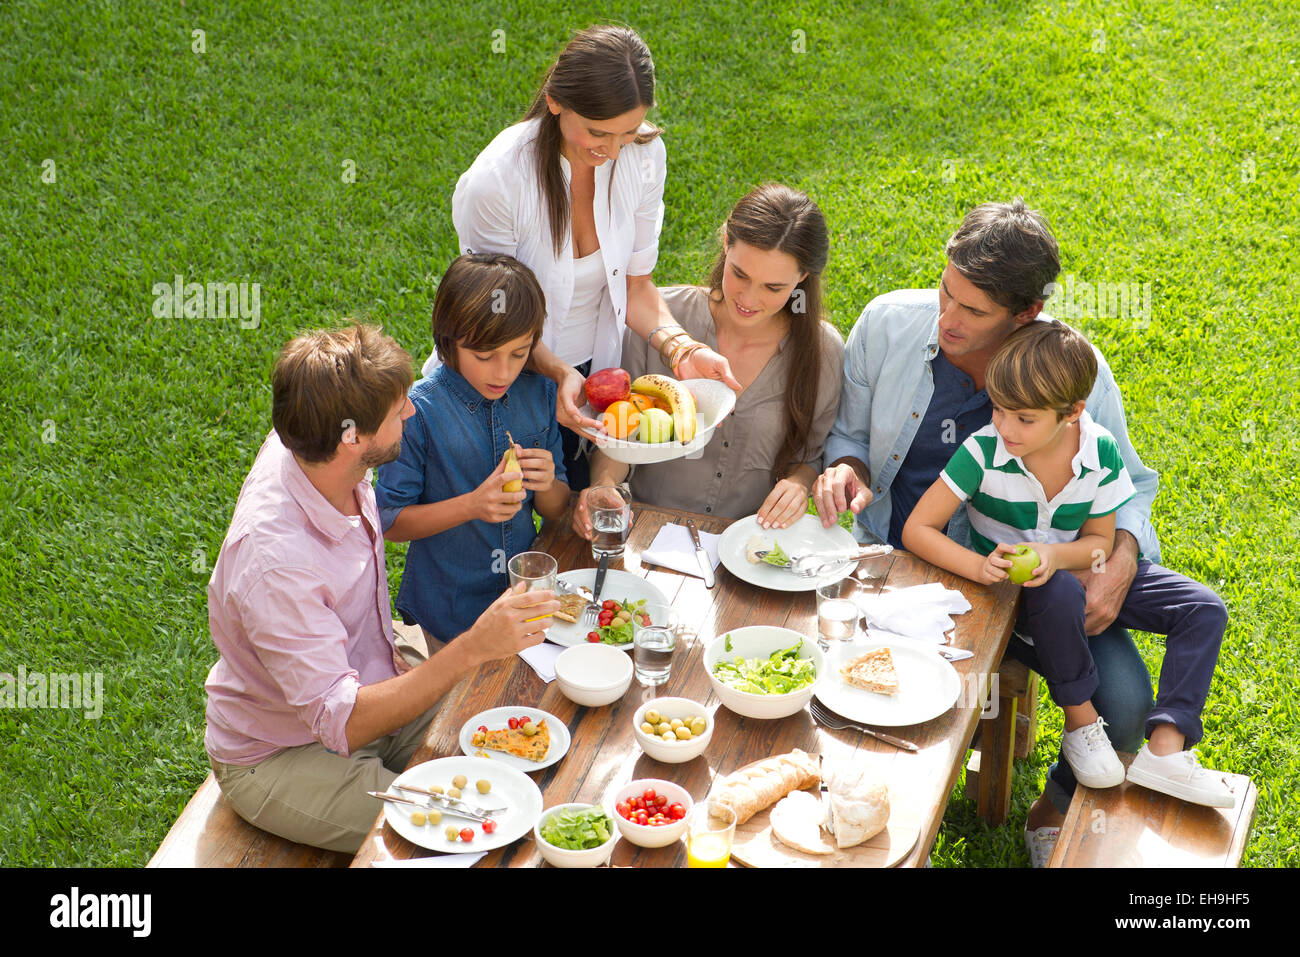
top-left (632, 696), bottom-right (713, 764)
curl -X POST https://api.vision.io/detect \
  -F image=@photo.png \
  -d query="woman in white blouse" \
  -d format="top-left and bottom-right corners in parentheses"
top-left (423, 25), bottom-right (739, 487)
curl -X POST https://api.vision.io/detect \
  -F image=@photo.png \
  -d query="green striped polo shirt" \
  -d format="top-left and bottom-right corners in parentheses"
top-left (939, 411), bottom-right (1136, 557)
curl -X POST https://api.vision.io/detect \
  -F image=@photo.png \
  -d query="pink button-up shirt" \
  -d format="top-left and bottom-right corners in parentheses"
top-left (204, 432), bottom-right (399, 765)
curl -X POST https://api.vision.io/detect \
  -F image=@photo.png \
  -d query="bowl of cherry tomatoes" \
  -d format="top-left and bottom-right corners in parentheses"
top-left (610, 779), bottom-right (693, 848)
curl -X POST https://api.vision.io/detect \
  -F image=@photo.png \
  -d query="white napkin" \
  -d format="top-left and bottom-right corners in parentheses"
top-left (518, 640), bottom-right (562, 682)
top-left (641, 523), bottom-right (721, 579)
top-left (371, 852), bottom-right (486, 868)
top-left (856, 583), bottom-right (972, 642)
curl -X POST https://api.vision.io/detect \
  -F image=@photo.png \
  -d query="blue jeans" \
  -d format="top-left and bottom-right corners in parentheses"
top-left (1006, 623), bottom-right (1155, 814)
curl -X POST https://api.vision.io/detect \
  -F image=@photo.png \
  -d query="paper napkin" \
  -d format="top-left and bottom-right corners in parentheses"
top-left (641, 523), bottom-right (721, 579)
top-left (518, 640), bottom-right (562, 682)
top-left (856, 583), bottom-right (973, 642)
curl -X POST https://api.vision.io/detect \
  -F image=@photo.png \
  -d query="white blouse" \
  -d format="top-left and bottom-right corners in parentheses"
top-left (422, 116), bottom-right (667, 377)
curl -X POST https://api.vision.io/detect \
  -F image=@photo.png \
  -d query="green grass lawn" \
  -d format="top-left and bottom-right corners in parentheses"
top-left (2, 0), bottom-right (1296, 867)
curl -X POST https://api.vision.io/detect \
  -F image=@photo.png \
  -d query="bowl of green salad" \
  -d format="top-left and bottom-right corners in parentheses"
top-left (533, 803), bottom-right (619, 867)
top-left (703, 626), bottom-right (824, 719)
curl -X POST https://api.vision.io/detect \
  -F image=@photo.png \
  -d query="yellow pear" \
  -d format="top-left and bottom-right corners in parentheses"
top-left (502, 431), bottom-right (523, 493)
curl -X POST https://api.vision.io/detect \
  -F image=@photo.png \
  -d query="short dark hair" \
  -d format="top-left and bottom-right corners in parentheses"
top-left (986, 320), bottom-right (1097, 418)
top-left (272, 324), bottom-right (414, 464)
top-left (432, 253), bottom-right (546, 371)
top-left (945, 199), bottom-right (1061, 316)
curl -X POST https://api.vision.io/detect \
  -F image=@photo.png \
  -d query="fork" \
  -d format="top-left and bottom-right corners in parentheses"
top-left (580, 554), bottom-right (611, 629)
top-left (808, 698), bottom-right (918, 752)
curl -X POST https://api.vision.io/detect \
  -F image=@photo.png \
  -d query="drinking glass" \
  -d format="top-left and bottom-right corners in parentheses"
top-left (685, 799), bottom-right (737, 868)
top-left (588, 484), bottom-right (632, 559)
top-left (633, 603), bottom-right (676, 686)
top-left (816, 577), bottom-right (863, 648)
top-left (508, 552), bottom-right (558, 626)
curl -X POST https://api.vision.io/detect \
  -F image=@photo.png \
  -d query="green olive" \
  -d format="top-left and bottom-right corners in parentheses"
top-left (476, 779), bottom-right (491, 794)
top-left (661, 730), bottom-right (676, 742)
top-left (656, 722), bottom-right (672, 736)
top-left (448, 787), bottom-right (462, 799)
top-left (430, 785), bottom-right (445, 795)
top-left (690, 717), bottom-right (707, 736)
top-left (674, 727), bottom-right (692, 740)
top-left (445, 825), bottom-right (460, 841)
top-left (427, 808), bottom-right (442, 825)
top-left (640, 722), bottom-right (655, 735)
top-left (670, 718), bottom-right (684, 729)
top-left (522, 721), bottom-right (537, 736)
top-left (452, 774), bottom-right (468, 789)
top-left (410, 810), bottom-right (427, 826)
top-left (645, 709), bottom-right (662, 725)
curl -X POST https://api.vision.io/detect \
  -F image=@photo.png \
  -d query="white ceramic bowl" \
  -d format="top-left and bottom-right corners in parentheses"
top-left (703, 625), bottom-right (825, 719)
top-left (533, 803), bottom-right (619, 868)
top-left (632, 696), bottom-right (713, 763)
top-left (578, 379), bottom-right (737, 465)
top-left (610, 778), bottom-right (693, 848)
top-left (554, 643), bottom-right (634, 706)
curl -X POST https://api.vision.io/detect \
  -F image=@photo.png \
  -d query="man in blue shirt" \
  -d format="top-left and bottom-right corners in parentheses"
top-left (814, 199), bottom-right (1161, 866)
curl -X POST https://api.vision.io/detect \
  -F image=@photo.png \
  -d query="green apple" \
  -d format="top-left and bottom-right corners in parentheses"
top-left (1007, 545), bottom-right (1041, 584)
top-left (638, 407), bottom-right (674, 443)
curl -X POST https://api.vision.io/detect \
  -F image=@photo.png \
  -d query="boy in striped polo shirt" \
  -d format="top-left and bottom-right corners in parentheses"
top-left (903, 321), bottom-right (1233, 808)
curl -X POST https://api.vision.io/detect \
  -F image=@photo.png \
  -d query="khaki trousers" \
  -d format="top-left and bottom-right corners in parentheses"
top-left (211, 626), bottom-right (443, 855)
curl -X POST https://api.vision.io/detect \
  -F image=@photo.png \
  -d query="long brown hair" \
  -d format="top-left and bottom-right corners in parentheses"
top-left (522, 26), bottom-right (662, 257)
top-left (706, 184), bottom-right (829, 483)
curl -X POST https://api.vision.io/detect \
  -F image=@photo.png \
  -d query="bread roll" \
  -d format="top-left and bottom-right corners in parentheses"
top-left (711, 749), bottom-right (821, 825)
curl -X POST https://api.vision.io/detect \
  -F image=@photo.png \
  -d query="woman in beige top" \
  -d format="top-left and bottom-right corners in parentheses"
top-left (572, 183), bottom-right (845, 534)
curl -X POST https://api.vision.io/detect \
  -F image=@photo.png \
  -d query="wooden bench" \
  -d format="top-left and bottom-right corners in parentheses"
top-left (1048, 752), bottom-right (1257, 867)
top-left (148, 773), bottom-right (351, 868)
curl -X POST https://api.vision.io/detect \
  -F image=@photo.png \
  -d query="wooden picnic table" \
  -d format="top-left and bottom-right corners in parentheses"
top-left (351, 503), bottom-right (1020, 868)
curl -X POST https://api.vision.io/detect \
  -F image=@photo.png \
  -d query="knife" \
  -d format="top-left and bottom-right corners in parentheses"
top-left (367, 791), bottom-right (496, 824)
top-left (685, 519), bottom-right (715, 588)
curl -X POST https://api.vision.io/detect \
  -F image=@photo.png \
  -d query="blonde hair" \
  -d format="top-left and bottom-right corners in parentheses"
top-left (985, 320), bottom-right (1096, 417)
top-left (272, 324), bottom-right (413, 464)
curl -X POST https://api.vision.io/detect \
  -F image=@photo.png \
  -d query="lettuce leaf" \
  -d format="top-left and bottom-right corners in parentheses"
top-left (712, 638), bottom-right (816, 695)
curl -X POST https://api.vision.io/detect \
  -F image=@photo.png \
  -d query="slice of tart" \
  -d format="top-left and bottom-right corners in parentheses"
top-left (471, 719), bottom-right (551, 762)
top-left (839, 648), bottom-right (900, 696)
top-left (552, 593), bottom-right (589, 624)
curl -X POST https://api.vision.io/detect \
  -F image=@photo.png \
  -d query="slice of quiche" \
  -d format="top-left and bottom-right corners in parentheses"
top-left (840, 648), bottom-right (900, 696)
top-left (471, 719), bottom-right (551, 762)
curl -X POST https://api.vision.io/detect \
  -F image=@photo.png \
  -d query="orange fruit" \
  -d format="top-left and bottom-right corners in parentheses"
top-left (630, 392), bottom-right (672, 414)
top-left (600, 400), bottom-right (641, 439)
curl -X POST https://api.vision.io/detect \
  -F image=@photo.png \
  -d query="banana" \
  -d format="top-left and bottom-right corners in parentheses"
top-left (630, 374), bottom-right (697, 444)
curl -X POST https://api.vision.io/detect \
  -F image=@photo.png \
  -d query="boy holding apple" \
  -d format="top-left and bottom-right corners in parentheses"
top-left (902, 320), bottom-right (1232, 808)
top-left (376, 254), bottom-right (570, 648)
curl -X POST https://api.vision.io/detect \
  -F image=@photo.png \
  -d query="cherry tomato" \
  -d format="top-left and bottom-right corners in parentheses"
top-left (459, 827), bottom-right (474, 842)
top-left (587, 631), bottom-right (600, 643)
top-left (655, 795), bottom-right (668, 807)
top-left (669, 803), bottom-right (686, 820)
top-left (643, 788), bottom-right (657, 803)
top-left (602, 600), bottom-right (618, 611)
top-left (635, 810), bottom-right (648, 826)
top-left (477, 725), bottom-right (488, 733)
top-left (507, 717), bottom-right (519, 730)
top-left (482, 820), bottom-right (497, 834)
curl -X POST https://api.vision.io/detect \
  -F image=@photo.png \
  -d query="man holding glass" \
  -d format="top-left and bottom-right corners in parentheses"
top-left (204, 324), bottom-right (558, 855)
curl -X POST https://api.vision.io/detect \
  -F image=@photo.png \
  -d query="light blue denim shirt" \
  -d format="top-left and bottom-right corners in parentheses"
top-left (823, 289), bottom-right (1162, 563)
top-left (375, 365), bottom-right (566, 644)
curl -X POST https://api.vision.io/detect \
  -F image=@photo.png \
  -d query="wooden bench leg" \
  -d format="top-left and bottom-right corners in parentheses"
top-left (975, 659), bottom-right (1032, 826)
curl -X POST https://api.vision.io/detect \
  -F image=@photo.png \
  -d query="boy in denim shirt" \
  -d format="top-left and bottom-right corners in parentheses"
top-left (378, 254), bottom-right (570, 646)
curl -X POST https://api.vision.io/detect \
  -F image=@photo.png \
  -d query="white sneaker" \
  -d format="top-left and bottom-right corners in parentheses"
top-left (1060, 717), bottom-right (1125, 788)
top-left (1024, 826), bottom-right (1060, 868)
top-left (1125, 744), bottom-right (1236, 808)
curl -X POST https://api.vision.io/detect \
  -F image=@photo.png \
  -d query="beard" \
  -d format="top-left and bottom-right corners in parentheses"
top-left (360, 439), bottom-right (402, 469)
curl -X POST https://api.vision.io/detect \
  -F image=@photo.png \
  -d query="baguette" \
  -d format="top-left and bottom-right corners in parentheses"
top-left (711, 749), bottom-right (821, 825)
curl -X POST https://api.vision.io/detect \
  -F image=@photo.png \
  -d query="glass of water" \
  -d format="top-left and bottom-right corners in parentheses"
top-left (508, 551), bottom-right (557, 592)
top-left (588, 484), bottom-right (632, 560)
top-left (816, 578), bottom-right (863, 648)
top-left (633, 602), bottom-right (677, 686)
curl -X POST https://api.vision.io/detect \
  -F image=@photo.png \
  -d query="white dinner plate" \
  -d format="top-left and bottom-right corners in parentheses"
top-left (457, 706), bottom-right (571, 771)
top-left (814, 640), bottom-right (962, 727)
top-left (383, 756), bottom-right (542, 853)
top-left (577, 379), bottom-right (736, 465)
top-left (717, 514), bottom-right (859, 592)
top-left (546, 568), bottom-right (670, 649)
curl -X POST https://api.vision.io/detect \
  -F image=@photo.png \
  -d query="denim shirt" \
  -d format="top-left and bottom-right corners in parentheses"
top-left (823, 289), bottom-right (1162, 563)
top-left (375, 365), bottom-right (566, 644)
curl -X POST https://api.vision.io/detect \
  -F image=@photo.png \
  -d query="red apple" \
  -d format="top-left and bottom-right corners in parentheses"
top-left (583, 367), bottom-right (631, 413)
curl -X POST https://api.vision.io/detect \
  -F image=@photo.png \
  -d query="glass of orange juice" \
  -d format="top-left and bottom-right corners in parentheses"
top-left (685, 800), bottom-right (737, 868)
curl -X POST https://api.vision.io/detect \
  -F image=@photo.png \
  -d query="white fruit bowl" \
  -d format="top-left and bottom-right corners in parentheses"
top-left (578, 379), bottom-right (737, 465)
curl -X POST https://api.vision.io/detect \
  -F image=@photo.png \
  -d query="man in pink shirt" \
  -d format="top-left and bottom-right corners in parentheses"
top-left (205, 324), bottom-right (557, 854)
